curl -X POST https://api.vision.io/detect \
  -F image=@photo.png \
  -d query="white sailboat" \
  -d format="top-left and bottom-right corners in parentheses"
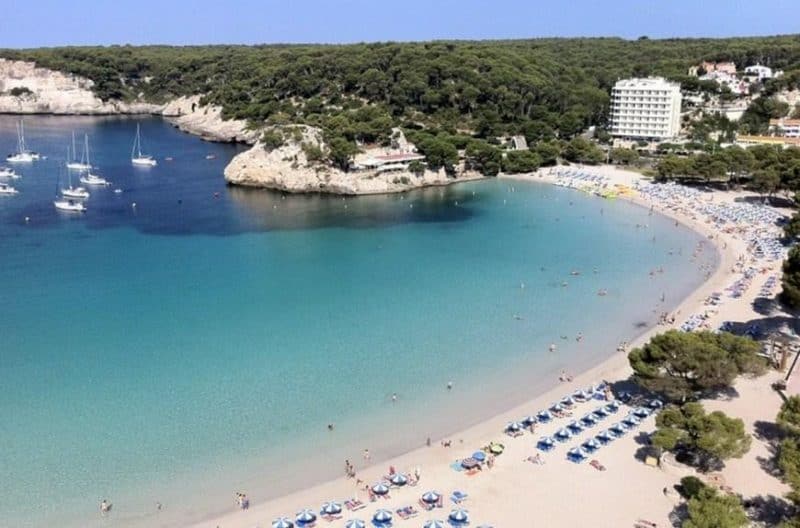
top-left (78, 135), bottom-right (110, 186)
top-left (0, 182), bottom-right (19, 195)
top-left (66, 132), bottom-right (92, 170)
top-left (0, 166), bottom-right (19, 179)
top-left (131, 124), bottom-right (157, 166)
top-left (6, 121), bottom-right (41, 163)
top-left (60, 148), bottom-right (90, 199)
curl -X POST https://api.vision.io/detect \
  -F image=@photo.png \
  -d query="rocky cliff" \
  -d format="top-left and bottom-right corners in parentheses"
top-left (0, 59), bottom-right (254, 143)
top-left (224, 126), bottom-right (480, 195)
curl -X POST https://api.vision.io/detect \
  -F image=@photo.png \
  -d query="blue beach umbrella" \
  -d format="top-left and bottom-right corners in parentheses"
top-left (421, 491), bottom-right (441, 504)
top-left (624, 414), bottom-right (642, 427)
top-left (633, 407), bottom-right (651, 418)
top-left (554, 427), bottom-right (571, 441)
top-left (567, 420), bottom-right (583, 434)
top-left (345, 520), bottom-right (366, 528)
top-left (536, 410), bottom-right (552, 423)
top-left (272, 517), bottom-right (294, 528)
top-left (604, 402), bottom-right (619, 414)
top-left (560, 396), bottom-right (575, 407)
top-left (521, 415), bottom-right (537, 426)
top-left (296, 509), bottom-right (317, 524)
top-left (373, 509), bottom-right (393, 524)
top-left (390, 473), bottom-right (408, 486)
top-left (567, 447), bottom-right (587, 463)
top-left (321, 501), bottom-right (343, 515)
top-left (448, 509), bottom-right (469, 524)
top-left (372, 483), bottom-right (390, 495)
top-left (505, 421), bottom-right (523, 433)
top-left (580, 413), bottom-right (597, 427)
top-left (550, 403), bottom-right (564, 413)
top-left (581, 438), bottom-right (601, 453)
top-left (537, 436), bottom-right (555, 451)
top-left (610, 423), bottom-right (626, 437)
top-left (471, 451), bottom-right (486, 462)
top-left (424, 521), bottom-right (445, 528)
top-left (596, 430), bottom-right (614, 444)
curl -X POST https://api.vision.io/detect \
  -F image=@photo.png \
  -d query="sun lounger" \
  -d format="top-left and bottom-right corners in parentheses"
top-left (396, 506), bottom-right (419, 519)
top-left (345, 498), bottom-right (366, 511)
top-left (590, 459), bottom-right (606, 471)
top-left (451, 490), bottom-right (468, 504)
top-left (322, 513), bottom-right (343, 522)
top-left (418, 498), bottom-right (434, 511)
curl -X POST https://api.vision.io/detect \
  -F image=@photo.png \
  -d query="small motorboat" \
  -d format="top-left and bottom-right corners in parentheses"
top-left (54, 199), bottom-right (86, 212)
top-left (0, 166), bottom-right (19, 178)
top-left (0, 183), bottom-right (19, 195)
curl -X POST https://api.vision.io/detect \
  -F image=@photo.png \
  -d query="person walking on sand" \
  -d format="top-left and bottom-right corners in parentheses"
top-left (100, 499), bottom-right (111, 515)
top-left (414, 466), bottom-right (421, 482)
top-left (363, 448), bottom-right (370, 461)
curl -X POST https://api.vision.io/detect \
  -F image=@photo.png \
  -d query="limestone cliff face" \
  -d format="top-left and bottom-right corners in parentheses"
top-left (162, 96), bottom-right (259, 144)
top-left (0, 60), bottom-right (255, 143)
top-left (0, 59), bottom-right (161, 114)
top-left (224, 126), bottom-right (479, 195)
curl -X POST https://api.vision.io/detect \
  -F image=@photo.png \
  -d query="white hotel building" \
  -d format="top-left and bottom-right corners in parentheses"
top-left (610, 77), bottom-right (682, 141)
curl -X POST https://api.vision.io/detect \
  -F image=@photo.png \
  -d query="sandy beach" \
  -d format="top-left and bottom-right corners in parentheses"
top-left (186, 165), bottom-right (792, 528)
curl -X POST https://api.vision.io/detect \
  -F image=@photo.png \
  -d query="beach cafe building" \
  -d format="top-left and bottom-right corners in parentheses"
top-left (353, 152), bottom-right (426, 173)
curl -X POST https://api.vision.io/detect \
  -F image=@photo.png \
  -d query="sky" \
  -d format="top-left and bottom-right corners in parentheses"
top-left (1, 0), bottom-right (798, 48)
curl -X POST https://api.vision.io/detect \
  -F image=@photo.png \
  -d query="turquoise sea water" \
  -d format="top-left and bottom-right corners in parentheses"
top-left (0, 116), bottom-right (715, 528)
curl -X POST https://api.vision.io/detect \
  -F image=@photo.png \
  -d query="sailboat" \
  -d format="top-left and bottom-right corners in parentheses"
top-left (66, 132), bottom-right (92, 170)
top-left (60, 148), bottom-right (90, 199)
top-left (131, 123), bottom-right (157, 166)
top-left (78, 135), bottom-right (110, 186)
top-left (6, 121), bottom-right (41, 163)
top-left (54, 162), bottom-right (87, 212)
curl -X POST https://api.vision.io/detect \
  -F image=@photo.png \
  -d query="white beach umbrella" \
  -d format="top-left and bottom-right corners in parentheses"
top-left (345, 519), bottom-right (365, 528)
top-left (423, 520), bottom-right (445, 528)
top-left (421, 491), bottom-right (441, 504)
top-left (272, 517), bottom-right (294, 528)
top-left (295, 509), bottom-right (316, 524)
top-left (373, 509), bottom-right (393, 523)
top-left (448, 509), bottom-right (469, 524)
top-left (372, 482), bottom-right (390, 495)
top-left (390, 473), bottom-right (408, 486)
top-left (321, 501), bottom-right (343, 515)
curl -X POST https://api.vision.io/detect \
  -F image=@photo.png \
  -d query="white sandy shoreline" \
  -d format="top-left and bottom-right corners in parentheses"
top-left (181, 166), bottom-right (789, 528)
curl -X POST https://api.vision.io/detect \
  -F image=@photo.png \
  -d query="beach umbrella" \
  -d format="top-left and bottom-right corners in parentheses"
top-left (472, 451), bottom-right (486, 462)
top-left (448, 509), bottom-right (469, 524)
top-left (537, 436), bottom-right (555, 451)
top-left (633, 407), bottom-right (651, 418)
top-left (605, 402), bottom-right (619, 414)
top-left (567, 420), bottom-right (583, 433)
top-left (272, 518), bottom-right (294, 528)
top-left (345, 520), bottom-right (365, 528)
top-left (505, 421), bottom-right (523, 433)
top-left (488, 443), bottom-right (504, 455)
top-left (596, 430), bottom-right (613, 444)
top-left (521, 415), bottom-right (537, 426)
top-left (322, 501), bottom-right (343, 515)
top-left (460, 457), bottom-right (480, 469)
top-left (390, 473), bottom-right (408, 486)
top-left (649, 398), bottom-right (663, 409)
top-left (372, 483), bottom-right (390, 495)
top-left (296, 509), bottom-right (317, 524)
top-left (536, 410), bottom-right (552, 423)
top-left (423, 521), bottom-right (445, 528)
top-left (582, 438), bottom-right (601, 453)
top-left (573, 389), bottom-right (590, 401)
top-left (421, 491), bottom-right (441, 504)
top-left (610, 423), bottom-right (626, 436)
top-left (373, 509), bottom-right (393, 524)
top-left (567, 447), bottom-right (587, 463)
top-left (560, 396), bottom-right (575, 407)
top-left (550, 403), bottom-right (564, 413)
top-left (581, 413), bottom-right (597, 426)
top-left (555, 427), bottom-right (571, 441)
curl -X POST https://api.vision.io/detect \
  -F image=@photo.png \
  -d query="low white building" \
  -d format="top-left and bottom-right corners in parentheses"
top-left (699, 70), bottom-right (749, 96)
top-left (609, 77), bottom-right (682, 141)
top-left (769, 118), bottom-right (800, 138)
top-left (744, 64), bottom-right (783, 81)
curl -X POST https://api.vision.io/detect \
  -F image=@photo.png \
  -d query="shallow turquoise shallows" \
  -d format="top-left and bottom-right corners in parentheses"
top-left (0, 116), bottom-right (715, 528)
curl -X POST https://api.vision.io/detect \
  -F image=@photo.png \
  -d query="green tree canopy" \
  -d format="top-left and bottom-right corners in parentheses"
top-left (628, 330), bottom-right (766, 402)
top-left (653, 402), bottom-right (751, 470)
top-left (682, 488), bottom-right (748, 528)
top-left (502, 150), bottom-right (541, 174)
top-left (782, 246), bottom-right (800, 311)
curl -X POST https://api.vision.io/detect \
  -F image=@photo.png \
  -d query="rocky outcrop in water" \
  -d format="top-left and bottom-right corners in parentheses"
top-left (162, 96), bottom-right (259, 144)
top-left (224, 126), bottom-right (480, 195)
